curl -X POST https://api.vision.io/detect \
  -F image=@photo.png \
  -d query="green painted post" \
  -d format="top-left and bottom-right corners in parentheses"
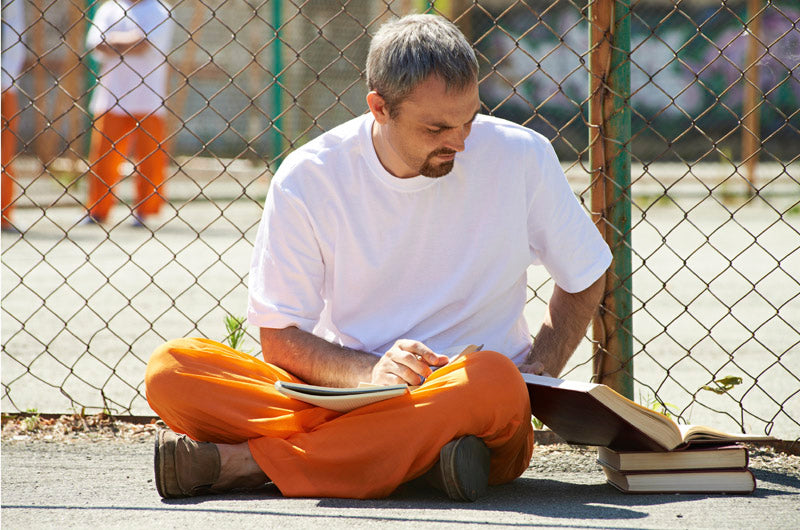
top-left (83, 0), bottom-right (100, 155)
top-left (588, 0), bottom-right (633, 399)
top-left (271, 0), bottom-right (284, 164)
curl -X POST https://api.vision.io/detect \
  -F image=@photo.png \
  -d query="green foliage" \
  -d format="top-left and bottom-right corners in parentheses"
top-left (23, 408), bottom-right (40, 432)
top-left (701, 375), bottom-right (743, 395)
top-left (224, 313), bottom-right (248, 352)
top-left (639, 391), bottom-right (676, 420)
top-left (531, 416), bottom-right (544, 430)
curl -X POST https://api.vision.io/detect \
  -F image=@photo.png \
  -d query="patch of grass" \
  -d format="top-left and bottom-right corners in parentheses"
top-left (50, 170), bottom-right (83, 191)
top-left (785, 204), bottom-right (800, 216)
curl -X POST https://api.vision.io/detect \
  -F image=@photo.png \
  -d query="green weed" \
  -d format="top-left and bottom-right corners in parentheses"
top-left (23, 408), bottom-right (40, 432)
top-left (639, 391), bottom-right (676, 420)
top-left (224, 313), bottom-right (249, 352)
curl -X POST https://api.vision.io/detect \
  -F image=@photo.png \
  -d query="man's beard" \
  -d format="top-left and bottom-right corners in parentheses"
top-left (419, 148), bottom-right (457, 178)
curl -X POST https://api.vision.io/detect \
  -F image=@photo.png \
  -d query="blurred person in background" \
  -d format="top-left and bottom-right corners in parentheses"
top-left (82, 0), bottom-right (174, 226)
top-left (1, 0), bottom-right (26, 232)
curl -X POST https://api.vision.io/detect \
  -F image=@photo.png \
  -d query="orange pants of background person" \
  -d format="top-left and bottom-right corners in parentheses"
top-left (145, 338), bottom-right (535, 499)
top-left (86, 112), bottom-right (167, 222)
top-left (2, 89), bottom-right (19, 229)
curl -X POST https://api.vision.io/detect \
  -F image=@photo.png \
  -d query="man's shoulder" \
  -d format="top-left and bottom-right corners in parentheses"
top-left (92, 0), bottom-right (123, 19)
top-left (285, 115), bottom-right (367, 165)
top-left (472, 114), bottom-right (551, 147)
top-left (273, 115), bottom-right (369, 185)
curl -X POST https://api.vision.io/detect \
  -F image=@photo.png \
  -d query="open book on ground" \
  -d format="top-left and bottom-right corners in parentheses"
top-left (274, 344), bottom-right (481, 413)
top-left (523, 374), bottom-right (776, 451)
top-left (600, 465), bottom-right (756, 494)
top-left (597, 444), bottom-right (749, 472)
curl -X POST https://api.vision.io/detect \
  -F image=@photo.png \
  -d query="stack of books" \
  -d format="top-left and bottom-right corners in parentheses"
top-left (596, 444), bottom-right (754, 493)
top-left (522, 373), bottom-right (776, 494)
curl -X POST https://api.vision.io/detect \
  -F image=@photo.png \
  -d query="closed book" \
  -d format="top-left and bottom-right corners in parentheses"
top-left (600, 464), bottom-right (756, 494)
top-left (274, 381), bottom-right (409, 413)
top-left (597, 444), bottom-right (749, 472)
top-left (523, 374), bottom-right (775, 451)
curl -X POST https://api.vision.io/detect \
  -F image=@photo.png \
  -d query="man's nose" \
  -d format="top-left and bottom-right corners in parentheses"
top-left (443, 125), bottom-right (470, 152)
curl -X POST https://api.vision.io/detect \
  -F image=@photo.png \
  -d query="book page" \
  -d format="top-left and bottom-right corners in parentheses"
top-left (677, 423), bottom-right (777, 443)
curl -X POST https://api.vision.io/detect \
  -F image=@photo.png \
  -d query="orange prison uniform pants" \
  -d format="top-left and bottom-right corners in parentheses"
top-left (145, 338), bottom-right (535, 499)
top-left (86, 112), bottom-right (167, 221)
top-left (2, 89), bottom-right (19, 227)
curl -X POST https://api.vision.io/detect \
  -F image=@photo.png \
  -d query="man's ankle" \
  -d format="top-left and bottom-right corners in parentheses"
top-left (214, 442), bottom-right (269, 490)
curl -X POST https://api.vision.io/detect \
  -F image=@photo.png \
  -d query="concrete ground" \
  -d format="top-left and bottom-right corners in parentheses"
top-left (2, 436), bottom-right (799, 530)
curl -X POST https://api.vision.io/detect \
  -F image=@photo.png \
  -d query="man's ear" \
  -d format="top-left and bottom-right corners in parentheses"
top-left (366, 91), bottom-right (390, 124)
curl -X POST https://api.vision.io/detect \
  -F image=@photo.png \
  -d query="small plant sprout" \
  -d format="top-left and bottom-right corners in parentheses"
top-left (224, 313), bottom-right (248, 352)
top-left (639, 391), bottom-right (676, 420)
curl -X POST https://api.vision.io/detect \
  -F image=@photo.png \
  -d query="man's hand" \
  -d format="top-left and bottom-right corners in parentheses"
top-left (517, 360), bottom-right (552, 377)
top-left (371, 340), bottom-right (449, 386)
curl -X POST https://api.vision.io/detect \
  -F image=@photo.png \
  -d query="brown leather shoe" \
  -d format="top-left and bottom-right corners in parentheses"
top-left (425, 435), bottom-right (490, 502)
top-left (154, 429), bottom-right (221, 498)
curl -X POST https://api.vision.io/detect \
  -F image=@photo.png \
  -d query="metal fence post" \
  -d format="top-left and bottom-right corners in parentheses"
top-left (588, 0), bottom-right (633, 398)
top-left (741, 0), bottom-right (764, 191)
top-left (272, 0), bottom-right (283, 163)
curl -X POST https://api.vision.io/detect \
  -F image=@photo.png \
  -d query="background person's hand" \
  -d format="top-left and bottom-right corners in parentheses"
top-left (370, 339), bottom-right (449, 386)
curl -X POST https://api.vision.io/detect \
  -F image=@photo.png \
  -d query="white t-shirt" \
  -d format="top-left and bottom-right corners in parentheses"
top-left (86, 0), bottom-right (174, 116)
top-left (248, 114), bottom-right (612, 365)
top-left (1, 0), bottom-right (27, 92)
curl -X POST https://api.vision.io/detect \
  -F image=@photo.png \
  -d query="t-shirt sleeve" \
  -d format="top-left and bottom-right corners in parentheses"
top-left (247, 177), bottom-right (325, 332)
top-left (527, 141), bottom-right (612, 293)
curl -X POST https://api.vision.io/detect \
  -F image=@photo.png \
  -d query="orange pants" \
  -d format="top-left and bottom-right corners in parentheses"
top-left (2, 89), bottom-right (19, 227)
top-left (86, 112), bottom-right (167, 221)
top-left (145, 338), bottom-right (534, 499)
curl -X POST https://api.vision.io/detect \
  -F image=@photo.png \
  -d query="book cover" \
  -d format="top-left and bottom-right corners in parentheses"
top-left (597, 444), bottom-right (749, 472)
top-left (600, 464), bottom-right (757, 494)
top-left (523, 374), bottom-right (775, 451)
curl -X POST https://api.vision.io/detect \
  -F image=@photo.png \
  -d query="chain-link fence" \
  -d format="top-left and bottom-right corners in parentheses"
top-left (2, 0), bottom-right (798, 440)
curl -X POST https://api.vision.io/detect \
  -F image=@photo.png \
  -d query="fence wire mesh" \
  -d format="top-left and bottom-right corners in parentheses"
top-left (1, 0), bottom-right (798, 439)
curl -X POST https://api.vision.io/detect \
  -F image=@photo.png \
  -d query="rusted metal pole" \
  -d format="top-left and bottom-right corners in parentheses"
top-left (32, 0), bottom-right (57, 165)
top-left (61, 1), bottom-right (85, 161)
top-left (741, 0), bottom-right (764, 191)
top-left (588, 0), bottom-right (633, 398)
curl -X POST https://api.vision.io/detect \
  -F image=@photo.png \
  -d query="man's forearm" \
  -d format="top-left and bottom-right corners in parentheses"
top-left (524, 273), bottom-right (606, 376)
top-left (260, 326), bottom-right (378, 388)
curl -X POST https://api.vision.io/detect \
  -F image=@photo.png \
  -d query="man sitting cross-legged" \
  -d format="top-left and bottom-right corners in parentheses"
top-left (145, 13), bottom-right (610, 501)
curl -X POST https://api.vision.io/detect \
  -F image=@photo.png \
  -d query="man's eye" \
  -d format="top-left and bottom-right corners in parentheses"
top-left (427, 128), bottom-right (442, 134)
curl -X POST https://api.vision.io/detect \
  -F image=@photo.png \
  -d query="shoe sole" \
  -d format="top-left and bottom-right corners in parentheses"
top-left (439, 435), bottom-right (490, 502)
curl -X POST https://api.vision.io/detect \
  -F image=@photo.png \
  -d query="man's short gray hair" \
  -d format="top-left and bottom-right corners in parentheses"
top-left (366, 14), bottom-right (478, 115)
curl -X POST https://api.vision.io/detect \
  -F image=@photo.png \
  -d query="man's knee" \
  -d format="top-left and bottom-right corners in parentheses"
top-left (145, 338), bottom-right (197, 404)
top-left (459, 350), bottom-right (529, 410)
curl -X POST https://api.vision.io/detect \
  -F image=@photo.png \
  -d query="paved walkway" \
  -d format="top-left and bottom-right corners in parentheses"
top-left (2, 438), bottom-right (799, 529)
